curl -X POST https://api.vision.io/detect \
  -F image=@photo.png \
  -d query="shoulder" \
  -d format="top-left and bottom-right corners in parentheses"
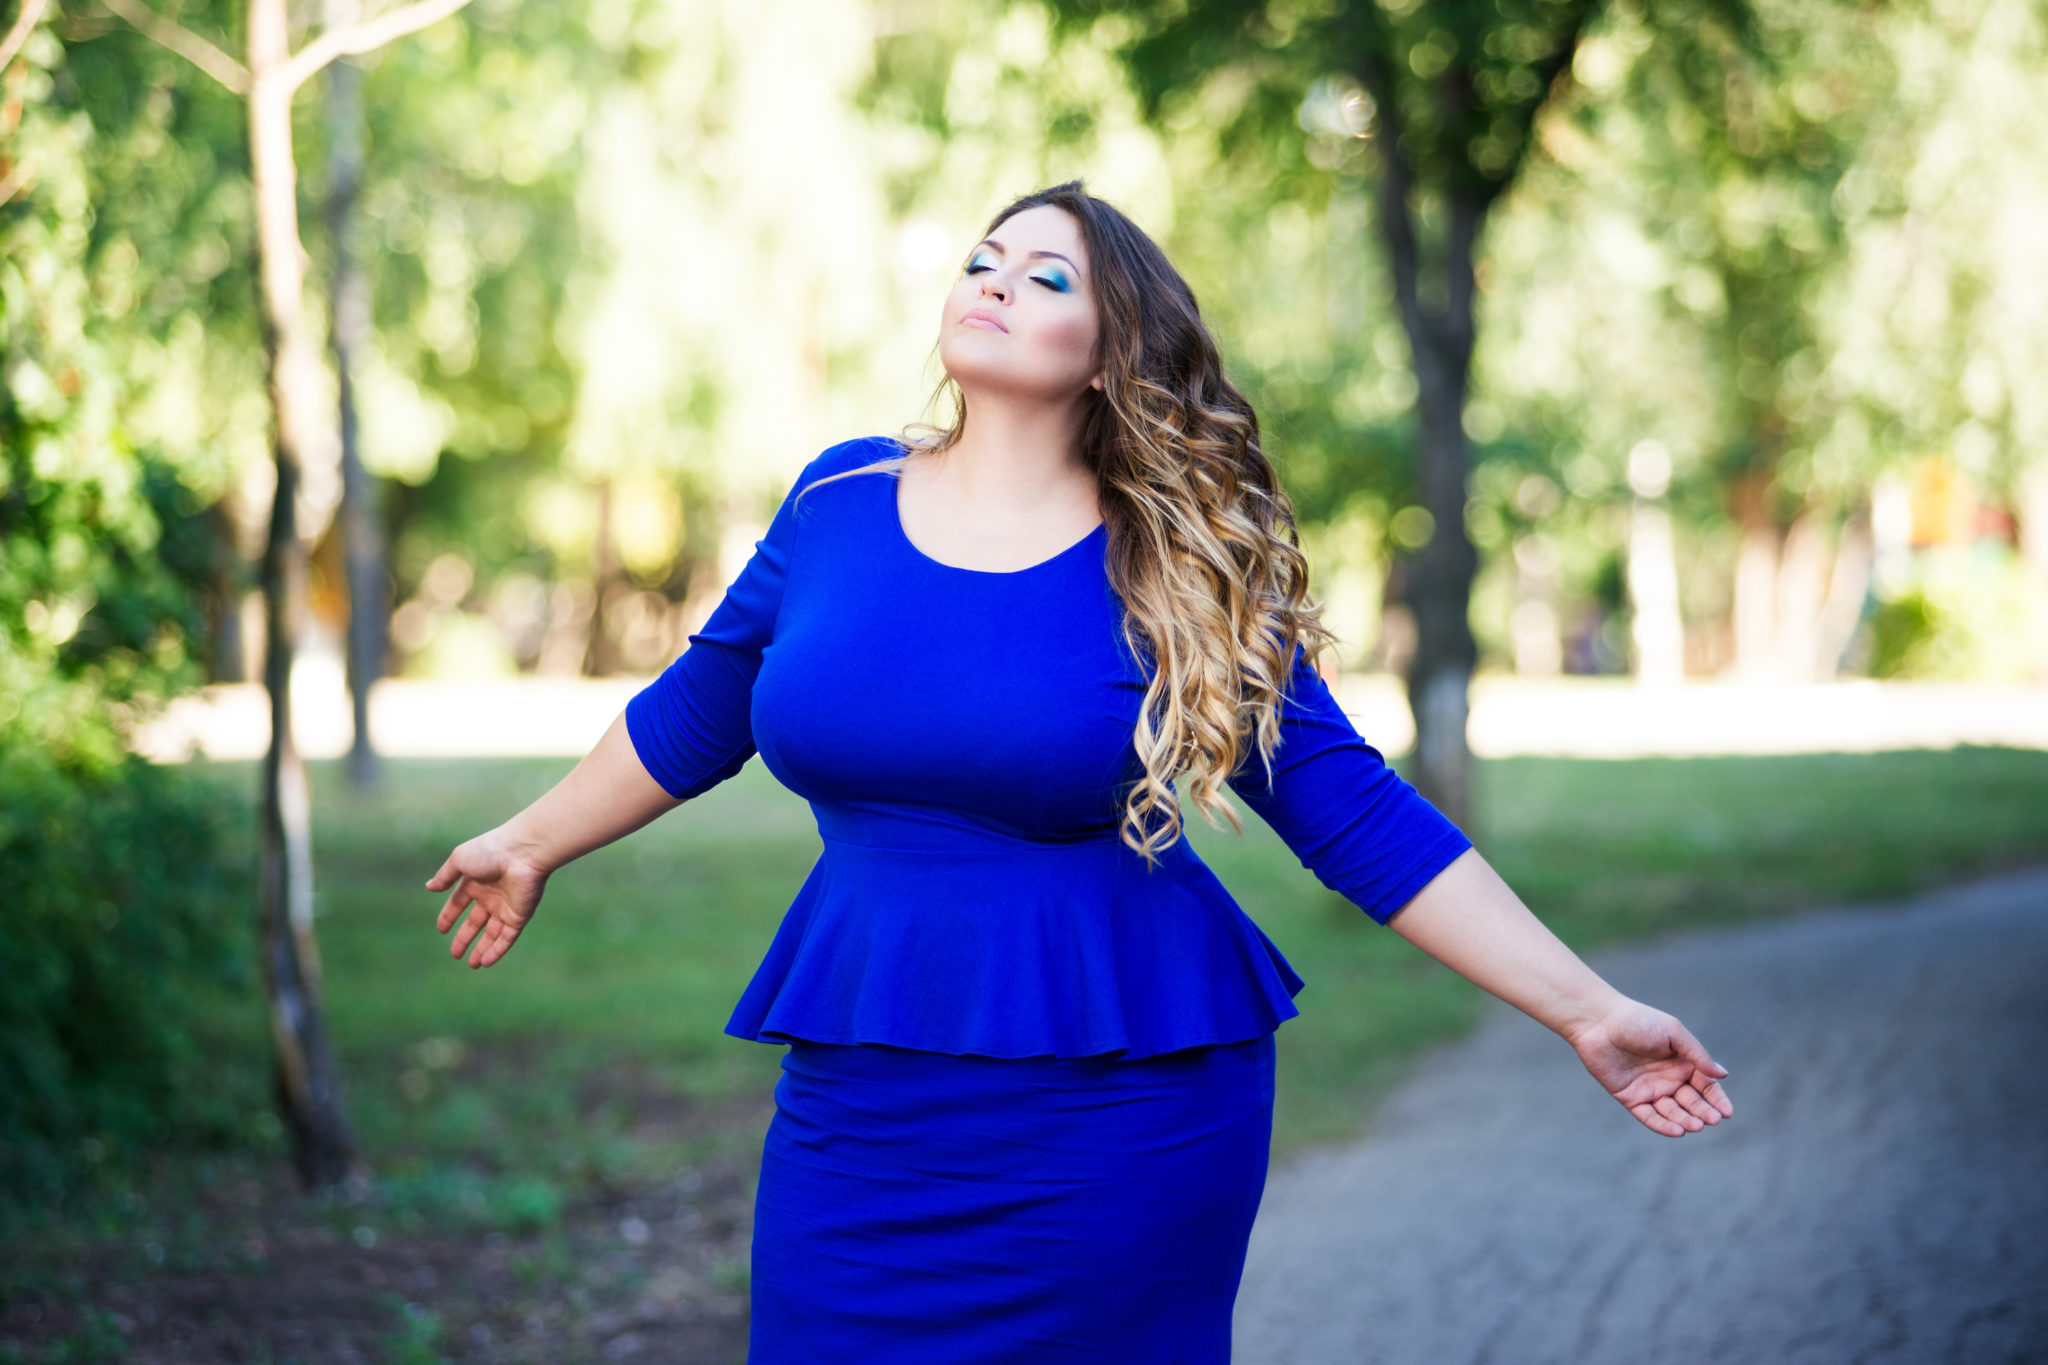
top-left (784, 435), bottom-right (908, 528)
top-left (798, 434), bottom-right (908, 490)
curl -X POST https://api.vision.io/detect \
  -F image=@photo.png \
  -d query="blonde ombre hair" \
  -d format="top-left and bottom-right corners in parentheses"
top-left (808, 181), bottom-right (1338, 867)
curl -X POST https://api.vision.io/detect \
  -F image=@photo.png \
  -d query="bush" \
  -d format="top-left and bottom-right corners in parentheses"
top-left (0, 747), bottom-right (253, 1209)
top-left (1867, 546), bottom-right (2042, 682)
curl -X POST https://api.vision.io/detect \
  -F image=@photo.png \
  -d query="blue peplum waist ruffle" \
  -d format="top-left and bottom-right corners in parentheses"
top-left (723, 826), bottom-right (1307, 1061)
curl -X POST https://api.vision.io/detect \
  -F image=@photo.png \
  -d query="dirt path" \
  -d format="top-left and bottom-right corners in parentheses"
top-left (1233, 867), bottom-right (2048, 1365)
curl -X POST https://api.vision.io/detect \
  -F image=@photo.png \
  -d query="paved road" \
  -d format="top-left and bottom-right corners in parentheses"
top-left (1234, 868), bottom-right (2048, 1365)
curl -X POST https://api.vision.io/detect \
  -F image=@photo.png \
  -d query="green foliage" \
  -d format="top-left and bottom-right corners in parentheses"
top-left (337, 0), bottom-right (594, 605)
top-left (15, 6), bottom-right (263, 506)
top-left (0, 747), bottom-right (253, 1210)
top-left (377, 1168), bottom-right (567, 1233)
top-left (376, 1294), bottom-right (451, 1365)
top-left (14, 0), bottom-right (2043, 690)
top-left (0, 20), bottom-right (255, 1213)
top-left (1867, 547), bottom-right (2042, 681)
top-left (0, 442), bottom-right (221, 767)
top-left (2, 18), bottom-right (245, 735)
top-left (1526, 0), bottom-right (1885, 504)
top-left (1041, 0), bottom-right (1629, 645)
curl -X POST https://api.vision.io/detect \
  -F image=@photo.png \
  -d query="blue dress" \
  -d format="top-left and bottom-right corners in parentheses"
top-left (626, 436), bottom-right (1471, 1361)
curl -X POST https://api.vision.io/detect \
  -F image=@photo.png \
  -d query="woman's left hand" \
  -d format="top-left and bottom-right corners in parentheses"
top-left (1564, 999), bottom-right (1734, 1137)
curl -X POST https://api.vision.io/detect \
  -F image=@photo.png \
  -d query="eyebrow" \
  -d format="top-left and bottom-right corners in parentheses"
top-left (976, 238), bottom-right (1082, 274)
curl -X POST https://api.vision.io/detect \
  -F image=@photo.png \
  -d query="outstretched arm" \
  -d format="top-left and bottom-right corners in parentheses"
top-left (491, 710), bottom-right (681, 870)
top-left (423, 447), bottom-right (857, 969)
top-left (426, 713), bottom-right (680, 969)
top-left (1217, 649), bottom-right (1731, 1137)
top-left (1389, 848), bottom-right (1735, 1138)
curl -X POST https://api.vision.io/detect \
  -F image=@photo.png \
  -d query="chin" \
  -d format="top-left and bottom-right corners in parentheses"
top-left (943, 346), bottom-right (1070, 402)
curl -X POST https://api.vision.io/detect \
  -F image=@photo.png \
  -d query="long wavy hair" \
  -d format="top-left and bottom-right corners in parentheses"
top-left (807, 181), bottom-right (1338, 867)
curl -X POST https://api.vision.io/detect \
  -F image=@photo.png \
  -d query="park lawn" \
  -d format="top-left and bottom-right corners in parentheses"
top-left (208, 742), bottom-right (2048, 1170)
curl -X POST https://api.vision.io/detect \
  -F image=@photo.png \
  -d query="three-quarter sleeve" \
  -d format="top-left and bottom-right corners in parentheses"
top-left (624, 462), bottom-right (810, 801)
top-left (1225, 646), bottom-right (1472, 924)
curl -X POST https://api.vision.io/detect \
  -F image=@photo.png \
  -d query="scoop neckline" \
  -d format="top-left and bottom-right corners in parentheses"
top-left (890, 471), bottom-right (1107, 577)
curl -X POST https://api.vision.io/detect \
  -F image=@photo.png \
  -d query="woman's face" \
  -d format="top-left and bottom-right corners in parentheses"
top-left (937, 204), bottom-right (1103, 404)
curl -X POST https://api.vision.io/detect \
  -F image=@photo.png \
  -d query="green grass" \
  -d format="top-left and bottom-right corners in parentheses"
top-left (182, 745), bottom-right (2048, 1171)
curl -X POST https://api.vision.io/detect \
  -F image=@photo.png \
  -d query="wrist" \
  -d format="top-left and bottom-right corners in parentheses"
top-left (1555, 985), bottom-right (1633, 1048)
top-left (495, 816), bottom-right (562, 877)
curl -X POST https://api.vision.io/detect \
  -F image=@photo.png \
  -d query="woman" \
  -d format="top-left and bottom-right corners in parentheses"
top-left (426, 182), bottom-right (1733, 1362)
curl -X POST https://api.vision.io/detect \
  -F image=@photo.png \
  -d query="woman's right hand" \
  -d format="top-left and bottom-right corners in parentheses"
top-left (427, 828), bottom-right (551, 969)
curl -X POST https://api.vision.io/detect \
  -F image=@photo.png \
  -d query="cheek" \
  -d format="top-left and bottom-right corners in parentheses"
top-left (1030, 306), bottom-right (1099, 374)
top-left (939, 278), bottom-right (976, 324)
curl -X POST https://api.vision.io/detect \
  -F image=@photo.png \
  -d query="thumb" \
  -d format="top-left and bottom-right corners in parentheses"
top-left (425, 851), bottom-right (464, 892)
top-left (1669, 1017), bottom-right (1728, 1078)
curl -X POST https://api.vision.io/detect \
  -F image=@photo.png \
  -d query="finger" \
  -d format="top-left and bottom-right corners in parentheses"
top-left (449, 887), bottom-right (493, 955)
top-left (1653, 1095), bottom-right (1703, 1133)
top-left (472, 916), bottom-right (513, 969)
top-left (436, 880), bottom-right (474, 934)
top-left (485, 917), bottom-right (522, 967)
top-left (1697, 1076), bottom-right (1735, 1119)
top-left (467, 916), bottom-right (498, 967)
top-left (451, 902), bottom-right (490, 959)
top-left (1668, 1018), bottom-right (1728, 1079)
top-left (1673, 1084), bottom-right (1721, 1125)
top-left (442, 888), bottom-right (481, 945)
top-left (1673, 1083), bottom-right (1723, 1126)
top-left (1630, 1101), bottom-right (1685, 1138)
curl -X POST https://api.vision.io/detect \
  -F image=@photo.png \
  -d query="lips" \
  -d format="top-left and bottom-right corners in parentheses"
top-left (960, 308), bottom-right (1009, 334)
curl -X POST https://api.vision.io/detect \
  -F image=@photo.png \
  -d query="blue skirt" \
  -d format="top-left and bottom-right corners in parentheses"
top-left (749, 1033), bottom-right (1278, 1363)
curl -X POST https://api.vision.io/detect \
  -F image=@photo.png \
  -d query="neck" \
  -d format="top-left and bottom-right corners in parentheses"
top-left (939, 387), bottom-right (1096, 512)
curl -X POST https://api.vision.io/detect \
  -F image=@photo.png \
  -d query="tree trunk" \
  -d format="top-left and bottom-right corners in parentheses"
top-left (585, 478), bottom-right (620, 676)
top-left (1773, 510), bottom-right (1831, 680)
top-left (324, 9), bottom-right (384, 791)
top-left (1627, 500), bottom-right (1684, 686)
top-left (248, 0), bottom-right (366, 1193)
top-left (1375, 142), bottom-right (1482, 828)
top-left (1732, 493), bottom-right (1873, 684)
top-left (205, 501), bottom-right (249, 682)
top-left (1732, 503), bottom-right (1779, 682)
top-left (1811, 509), bottom-right (1872, 680)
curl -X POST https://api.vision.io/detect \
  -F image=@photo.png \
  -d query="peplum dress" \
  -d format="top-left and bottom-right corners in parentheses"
top-left (624, 435), bottom-right (1472, 1363)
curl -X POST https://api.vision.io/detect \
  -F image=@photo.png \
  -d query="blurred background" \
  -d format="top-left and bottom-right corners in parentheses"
top-left (4, 0), bottom-right (2047, 1359)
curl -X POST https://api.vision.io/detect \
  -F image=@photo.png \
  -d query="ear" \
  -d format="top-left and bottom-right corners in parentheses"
top-left (1089, 372), bottom-right (1105, 392)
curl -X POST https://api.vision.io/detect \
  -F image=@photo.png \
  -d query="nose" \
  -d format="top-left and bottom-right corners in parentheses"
top-left (979, 273), bottom-right (1010, 304)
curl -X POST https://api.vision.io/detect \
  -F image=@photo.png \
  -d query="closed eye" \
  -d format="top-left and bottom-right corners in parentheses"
top-left (963, 249), bottom-right (1073, 293)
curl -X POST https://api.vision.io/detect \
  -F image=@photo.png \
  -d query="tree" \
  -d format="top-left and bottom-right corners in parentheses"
top-left (325, 0), bottom-right (385, 789)
top-left (1048, 0), bottom-right (1762, 825)
top-left (1617, 2), bottom-right (1883, 682)
top-left (96, 0), bottom-right (475, 1192)
top-left (0, 0), bottom-right (50, 99)
top-left (1470, 0), bottom-right (1913, 685)
top-left (2, 1), bottom-right (257, 1197)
